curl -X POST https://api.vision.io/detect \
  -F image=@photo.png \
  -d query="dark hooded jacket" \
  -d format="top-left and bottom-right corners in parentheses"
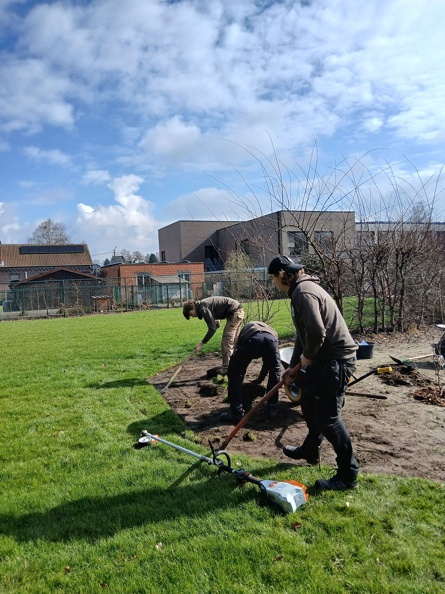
top-left (288, 274), bottom-right (357, 368)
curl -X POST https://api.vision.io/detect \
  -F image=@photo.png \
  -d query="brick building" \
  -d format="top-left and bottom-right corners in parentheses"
top-left (100, 260), bottom-right (205, 303)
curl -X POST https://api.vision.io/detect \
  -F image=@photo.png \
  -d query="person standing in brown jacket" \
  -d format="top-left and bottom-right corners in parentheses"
top-left (268, 255), bottom-right (359, 491)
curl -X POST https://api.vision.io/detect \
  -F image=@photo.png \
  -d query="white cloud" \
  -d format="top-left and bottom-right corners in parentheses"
top-left (0, 58), bottom-right (75, 133)
top-left (0, 201), bottom-right (21, 242)
top-left (75, 174), bottom-right (159, 255)
top-left (0, 0), bottom-right (442, 157)
top-left (82, 169), bottom-right (111, 185)
top-left (2, 0), bottom-right (440, 144)
top-left (363, 117), bottom-right (384, 134)
top-left (139, 116), bottom-right (202, 162)
top-left (164, 186), bottom-right (257, 222)
top-left (26, 187), bottom-right (74, 208)
top-left (23, 145), bottom-right (72, 166)
top-left (1, 0), bottom-right (444, 257)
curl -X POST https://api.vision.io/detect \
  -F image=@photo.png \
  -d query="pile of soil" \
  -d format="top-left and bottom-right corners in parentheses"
top-left (148, 328), bottom-right (445, 482)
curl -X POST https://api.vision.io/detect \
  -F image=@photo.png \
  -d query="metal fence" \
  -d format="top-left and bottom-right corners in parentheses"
top-left (0, 274), bottom-right (277, 320)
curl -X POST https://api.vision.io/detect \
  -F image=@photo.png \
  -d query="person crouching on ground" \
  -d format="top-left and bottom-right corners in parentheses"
top-left (183, 296), bottom-right (244, 368)
top-left (221, 321), bottom-right (282, 423)
top-left (268, 255), bottom-right (359, 491)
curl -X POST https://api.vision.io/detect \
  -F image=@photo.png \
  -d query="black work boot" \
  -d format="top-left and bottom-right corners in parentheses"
top-left (283, 445), bottom-right (319, 465)
top-left (314, 473), bottom-right (358, 491)
top-left (220, 408), bottom-right (245, 423)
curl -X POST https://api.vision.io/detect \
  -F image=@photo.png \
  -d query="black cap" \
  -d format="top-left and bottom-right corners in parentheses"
top-left (267, 255), bottom-right (305, 275)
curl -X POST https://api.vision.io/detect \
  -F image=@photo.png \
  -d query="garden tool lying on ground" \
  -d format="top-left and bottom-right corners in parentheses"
top-left (345, 365), bottom-right (393, 399)
top-left (161, 350), bottom-right (195, 393)
top-left (389, 353), bottom-right (445, 369)
top-left (135, 431), bottom-right (308, 513)
top-left (348, 365), bottom-right (393, 387)
top-left (390, 353), bottom-right (433, 365)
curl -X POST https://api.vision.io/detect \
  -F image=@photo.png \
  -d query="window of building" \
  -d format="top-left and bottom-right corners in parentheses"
top-left (205, 245), bottom-right (218, 261)
top-left (314, 230), bottom-right (334, 252)
top-left (435, 230), bottom-right (445, 244)
top-left (177, 271), bottom-right (191, 282)
top-left (355, 230), bottom-right (375, 245)
top-left (240, 239), bottom-right (250, 254)
top-left (9, 273), bottom-right (20, 282)
top-left (136, 273), bottom-right (151, 287)
top-left (288, 231), bottom-right (308, 255)
top-left (160, 251), bottom-right (166, 262)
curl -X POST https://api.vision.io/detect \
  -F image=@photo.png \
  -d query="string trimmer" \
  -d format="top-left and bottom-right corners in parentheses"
top-left (135, 431), bottom-right (308, 514)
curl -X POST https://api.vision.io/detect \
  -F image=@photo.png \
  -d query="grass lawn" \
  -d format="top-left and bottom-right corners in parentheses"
top-left (1, 305), bottom-right (444, 593)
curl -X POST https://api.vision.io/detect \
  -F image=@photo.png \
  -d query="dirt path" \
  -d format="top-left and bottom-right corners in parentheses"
top-left (148, 327), bottom-right (445, 482)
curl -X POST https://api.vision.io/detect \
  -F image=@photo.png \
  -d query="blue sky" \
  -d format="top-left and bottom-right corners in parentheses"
top-left (1, 0), bottom-right (444, 262)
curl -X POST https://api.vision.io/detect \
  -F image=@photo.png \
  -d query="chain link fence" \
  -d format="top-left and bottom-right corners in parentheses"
top-left (0, 273), bottom-right (277, 320)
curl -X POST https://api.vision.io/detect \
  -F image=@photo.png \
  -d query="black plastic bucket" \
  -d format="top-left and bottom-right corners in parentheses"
top-left (357, 342), bottom-right (375, 359)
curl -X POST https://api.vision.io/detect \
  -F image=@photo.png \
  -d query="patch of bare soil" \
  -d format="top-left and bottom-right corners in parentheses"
top-left (148, 328), bottom-right (445, 482)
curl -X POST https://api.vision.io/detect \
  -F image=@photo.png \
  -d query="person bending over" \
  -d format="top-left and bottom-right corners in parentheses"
top-left (183, 296), bottom-right (244, 367)
top-left (221, 321), bottom-right (282, 423)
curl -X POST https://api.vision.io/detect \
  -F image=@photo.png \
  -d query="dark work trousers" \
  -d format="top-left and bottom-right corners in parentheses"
top-left (227, 332), bottom-right (281, 412)
top-left (300, 358), bottom-right (359, 482)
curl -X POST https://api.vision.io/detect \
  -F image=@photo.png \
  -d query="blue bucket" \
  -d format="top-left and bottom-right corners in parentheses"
top-left (357, 341), bottom-right (375, 360)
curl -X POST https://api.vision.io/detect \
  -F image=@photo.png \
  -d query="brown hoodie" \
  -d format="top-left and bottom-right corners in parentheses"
top-left (288, 274), bottom-right (357, 367)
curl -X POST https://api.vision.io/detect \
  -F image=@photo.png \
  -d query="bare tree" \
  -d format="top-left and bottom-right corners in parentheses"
top-left (213, 249), bottom-right (282, 325)
top-left (28, 219), bottom-right (70, 244)
top-left (217, 140), bottom-right (445, 330)
top-left (218, 143), bottom-right (381, 313)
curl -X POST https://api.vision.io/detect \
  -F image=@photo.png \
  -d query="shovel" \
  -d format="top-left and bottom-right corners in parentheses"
top-left (161, 350), bottom-right (195, 393)
top-left (389, 354), bottom-right (434, 365)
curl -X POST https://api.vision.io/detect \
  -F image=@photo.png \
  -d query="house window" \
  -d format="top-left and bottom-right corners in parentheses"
top-left (436, 231), bottom-right (445, 246)
top-left (288, 231), bottom-right (308, 256)
top-left (9, 273), bottom-right (20, 282)
top-left (205, 245), bottom-right (218, 261)
top-left (314, 230), bottom-right (334, 252)
top-left (136, 273), bottom-right (151, 287)
top-left (240, 239), bottom-right (250, 255)
top-left (161, 251), bottom-right (166, 262)
top-left (177, 271), bottom-right (191, 282)
top-left (355, 230), bottom-right (375, 246)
